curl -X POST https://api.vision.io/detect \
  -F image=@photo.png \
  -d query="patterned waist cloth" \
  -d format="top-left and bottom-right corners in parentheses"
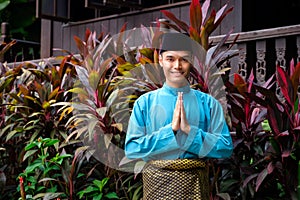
top-left (142, 159), bottom-right (209, 200)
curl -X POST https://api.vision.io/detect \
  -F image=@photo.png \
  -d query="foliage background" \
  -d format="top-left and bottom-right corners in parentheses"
top-left (0, 0), bottom-right (299, 200)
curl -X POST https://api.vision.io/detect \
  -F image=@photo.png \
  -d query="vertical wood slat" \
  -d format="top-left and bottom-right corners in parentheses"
top-left (52, 21), bottom-right (63, 57)
top-left (237, 43), bottom-right (247, 79)
top-left (256, 40), bottom-right (266, 85)
top-left (275, 38), bottom-right (286, 103)
top-left (62, 26), bottom-right (71, 53)
top-left (41, 19), bottom-right (52, 58)
top-left (275, 38), bottom-right (286, 70)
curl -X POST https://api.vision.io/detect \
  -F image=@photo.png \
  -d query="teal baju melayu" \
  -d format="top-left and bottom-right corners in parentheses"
top-left (125, 83), bottom-right (233, 162)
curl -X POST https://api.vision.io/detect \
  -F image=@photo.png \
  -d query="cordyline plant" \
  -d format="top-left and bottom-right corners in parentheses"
top-left (0, 56), bottom-right (79, 199)
top-left (53, 27), bottom-right (145, 199)
top-left (161, 0), bottom-right (233, 51)
top-left (55, 28), bottom-right (124, 172)
top-left (223, 60), bottom-right (300, 199)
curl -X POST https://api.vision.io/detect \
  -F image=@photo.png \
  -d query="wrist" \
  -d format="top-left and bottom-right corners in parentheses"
top-left (181, 126), bottom-right (191, 134)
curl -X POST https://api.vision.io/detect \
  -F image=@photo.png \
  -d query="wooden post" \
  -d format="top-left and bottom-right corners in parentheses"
top-left (0, 22), bottom-right (11, 63)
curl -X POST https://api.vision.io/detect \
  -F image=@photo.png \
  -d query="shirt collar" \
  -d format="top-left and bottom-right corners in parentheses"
top-left (163, 82), bottom-right (191, 95)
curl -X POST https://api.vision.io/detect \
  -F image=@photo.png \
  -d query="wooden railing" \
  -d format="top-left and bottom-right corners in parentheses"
top-left (210, 24), bottom-right (300, 84)
top-left (5, 23), bottom-right (300, 88)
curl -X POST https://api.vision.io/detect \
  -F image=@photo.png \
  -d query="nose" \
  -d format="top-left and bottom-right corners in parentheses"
top-left (173, 59), bottom-right (182, 69)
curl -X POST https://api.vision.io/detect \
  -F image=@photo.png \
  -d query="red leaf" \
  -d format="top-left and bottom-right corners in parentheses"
top-left (73, 35), bottom-right (86, 56)
top-left (255, 168), bottom-right (268, 192)
top-left (281, 150), bottom-right (291, 158)
top-left (233, 73), bottom-right (247, 95)
top-left (203, 9), bottom-right (216, 35)
top-left (189, 26), bottom-right (201, 44)
top-left (119, 22), bottom-right (128, 33)
top-left (161, 10), bottom-right (189, 32)
top-left (190, 0), bottom-right (202, 33)
top-left (248, 69), bottom-right (254, 93)
top-left (85, 28), bottom-right (91, 42)
top-left (290, 62), bottom-right (300, 101)
top-left (276, 65), bottom-right (293, 107)
top-left (267, 104), bottom-right (281, 135)
top-left (267, 162), bottom-right (274, 174)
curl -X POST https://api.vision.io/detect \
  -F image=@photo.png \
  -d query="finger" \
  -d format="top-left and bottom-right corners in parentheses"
top-left (172, 92), bottom-right (181, 131)
top-left (180, 92), bottom-right (190, 133)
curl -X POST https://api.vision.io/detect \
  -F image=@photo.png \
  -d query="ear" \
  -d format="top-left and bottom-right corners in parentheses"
top-left (159, 54), bottom-right (163, 67)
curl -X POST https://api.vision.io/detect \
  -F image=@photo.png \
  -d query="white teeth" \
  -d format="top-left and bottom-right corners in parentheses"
top-left (171, 72), bottom-right (183, 74)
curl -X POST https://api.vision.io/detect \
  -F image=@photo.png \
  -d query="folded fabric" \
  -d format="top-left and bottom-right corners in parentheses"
top-left (142, 159), bottom-right (209, 200)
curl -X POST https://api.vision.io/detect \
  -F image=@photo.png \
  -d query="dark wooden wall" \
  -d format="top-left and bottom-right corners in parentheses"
top-left (41, 0), bottom-right (242, 58)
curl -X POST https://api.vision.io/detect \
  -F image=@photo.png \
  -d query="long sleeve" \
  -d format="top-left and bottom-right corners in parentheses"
top-left (180, 96), bottom-right (233, 159)
top-left (124, 84), bottom-right (233, 161)
top-left (125, 94), bottom-right (180, 161)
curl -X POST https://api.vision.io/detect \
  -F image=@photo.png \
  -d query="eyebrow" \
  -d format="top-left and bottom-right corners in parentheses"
top-left (164, 54), bottom-right (191, 58)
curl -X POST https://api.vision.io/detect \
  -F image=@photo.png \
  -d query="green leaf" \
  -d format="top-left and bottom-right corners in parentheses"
top-left (44, 139), bottom-right (60, 148)
top-left (93, 193), bottom-right (103, 200)
top-left (93, 179), bottom-right (103, 188)
top-left (261, 120), bottom-right (271, 131)
top-left (100, 177), bottom-right (109, 191)
top-left (89, 70), bottom-right (100, 90)
top-left (105, 192), bottom-right (119, 199)
top-left (25, 162), bottom-right (43, 173)
top-left (6, 130), bottom-right (18, 141)
top-left (132, 185), bottom-right (143, 200)
top-left (0, 1), bottom-right (10, 11)
top-left (25, 141), bottom-right (38, 151)
top-left (23, 149), bottom-right (38, 161)
top-left (0, 123), bottom-right (14, 138)
top-left (96, 107), bottom-right (107, 119)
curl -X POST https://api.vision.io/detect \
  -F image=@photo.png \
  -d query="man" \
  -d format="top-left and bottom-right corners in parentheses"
top-left (125, 32), bottom-right (233, 199)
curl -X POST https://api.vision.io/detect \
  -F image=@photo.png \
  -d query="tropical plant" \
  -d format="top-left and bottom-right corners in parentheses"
top-left (53, 27), bottom-right (146, 199)
top-left (77, 177), bottom-right (119, 200)
top-left (0, 54), bottom-right (78, 198)
top-left (17, 137), bottom-right (72, 199)
top-left (221, 60), bottom-right (300, 199)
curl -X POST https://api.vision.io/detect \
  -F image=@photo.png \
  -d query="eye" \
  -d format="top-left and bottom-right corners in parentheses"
top-left (180, 57), bottom-right (191, 64)
top-left (165, 56), bottom-right (175, 62)
top-left (181, 58), bottom-right (188, 62)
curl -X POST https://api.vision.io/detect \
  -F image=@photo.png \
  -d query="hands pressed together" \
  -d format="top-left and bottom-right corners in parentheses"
top-left (172, 92), bottom-right (191, 134)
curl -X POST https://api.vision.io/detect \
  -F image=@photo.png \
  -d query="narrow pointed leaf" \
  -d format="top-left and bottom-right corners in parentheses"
top-left (233, 73), bottom-right (247, 95)
top-left (290, 62), bottom-right (300, 101)
top-left (89, 70), bottom-right (100, 90)
top-left (190, 0), bottom-right (202, 33)
top-left (161, 10), bottom-right (189, 32)
top-left (276, 65), bottom-right (293, 107)
top-left (255, 168), bottom-right (268, 192)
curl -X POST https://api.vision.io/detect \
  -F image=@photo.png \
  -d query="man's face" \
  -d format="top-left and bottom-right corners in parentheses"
top-left (159, 51), bottom-right (192, 88)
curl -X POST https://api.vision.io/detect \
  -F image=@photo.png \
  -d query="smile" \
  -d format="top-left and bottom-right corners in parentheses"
top-left (170, 71), bottom-right (184, 75)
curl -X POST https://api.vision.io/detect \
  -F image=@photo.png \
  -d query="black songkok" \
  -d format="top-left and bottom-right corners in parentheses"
top-left (160, 32), bottom-right (193, 53)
